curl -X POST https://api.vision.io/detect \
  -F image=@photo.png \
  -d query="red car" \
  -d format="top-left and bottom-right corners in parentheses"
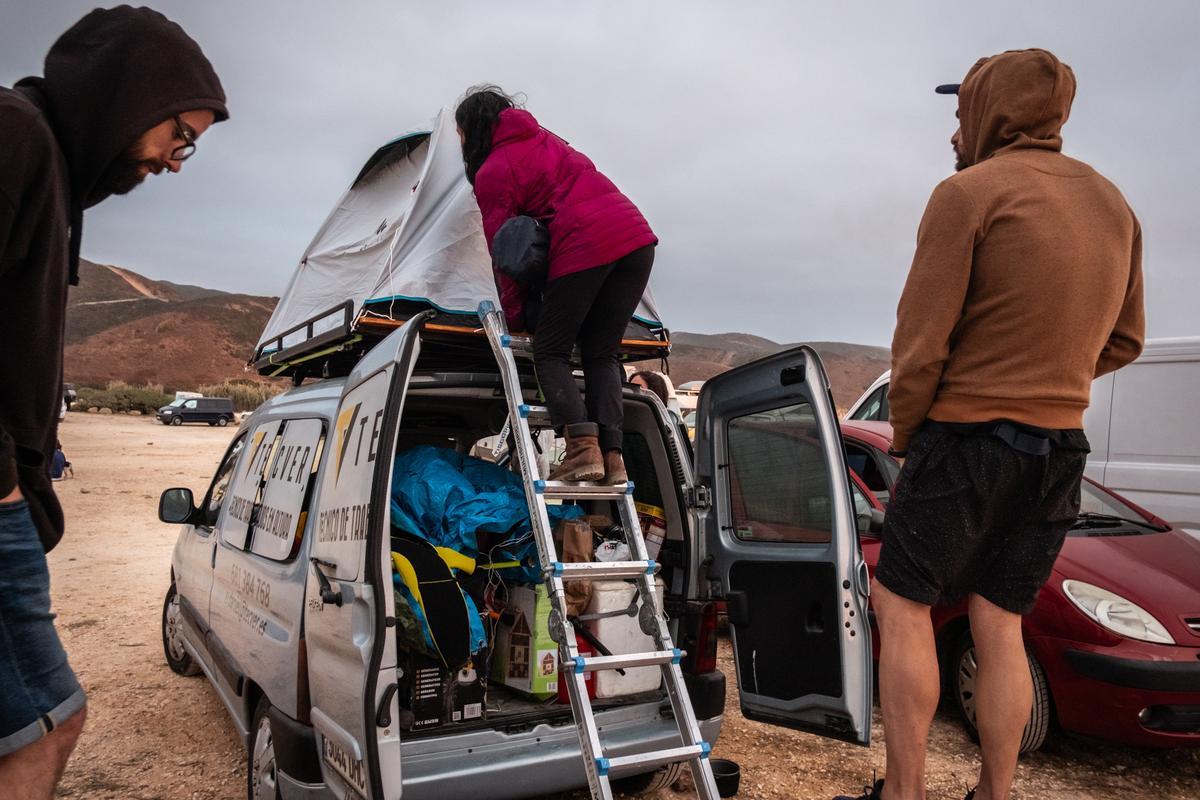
top-left (841, 419), bottom-right (1200, 751)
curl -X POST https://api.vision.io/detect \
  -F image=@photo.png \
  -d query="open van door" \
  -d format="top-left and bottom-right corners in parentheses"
top-left (693, 346), bottom-right (873, 744)
top-left (305, 312), bottom-right (431, 799)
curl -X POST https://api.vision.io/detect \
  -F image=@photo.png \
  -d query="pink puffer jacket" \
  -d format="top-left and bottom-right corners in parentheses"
top-left (473, 109), bottom-right (657, 330)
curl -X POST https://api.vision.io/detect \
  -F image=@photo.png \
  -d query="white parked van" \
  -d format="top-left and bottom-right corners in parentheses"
top-left (1083, 337), bottom-right (1200, 527)
top-left (158, 318), bottom-right (874, 799)
top-left (845, 339), bottom-right (1200, 527)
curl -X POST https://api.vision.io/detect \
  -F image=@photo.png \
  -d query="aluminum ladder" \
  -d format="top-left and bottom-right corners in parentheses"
top-left (478, 300), bottom-right (719, 800)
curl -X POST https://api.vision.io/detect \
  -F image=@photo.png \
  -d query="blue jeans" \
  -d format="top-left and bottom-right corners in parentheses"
top-left (0, 499), bottom-right (85, 757)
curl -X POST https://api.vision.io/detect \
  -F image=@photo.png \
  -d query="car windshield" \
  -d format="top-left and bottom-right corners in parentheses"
top-left (1071, 481), bottom-right (1167, 534)
top-left (169, 398), bottom-right (188, 407)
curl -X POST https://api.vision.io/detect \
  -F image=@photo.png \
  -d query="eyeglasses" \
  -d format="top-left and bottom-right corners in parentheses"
top-left (171, 115), bottom-right (196, 162)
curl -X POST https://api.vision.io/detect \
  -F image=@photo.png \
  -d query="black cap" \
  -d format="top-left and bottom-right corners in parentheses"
top-left (935, 83), bottom-right (960, 95)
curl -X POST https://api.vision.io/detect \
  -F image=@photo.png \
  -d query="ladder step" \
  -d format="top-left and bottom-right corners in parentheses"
top-left (568, 649), bottom-right (682, 673)
top-left (600, 742), bottom-right (712, 776)
top-left (535, 479), bottom-right (634, 499)
top-left (499, 333), bottom-right (533, 352)
top-left (516, 403), bottom-right (553, 428)
top-left (550, 560), bottom-right (659, 581)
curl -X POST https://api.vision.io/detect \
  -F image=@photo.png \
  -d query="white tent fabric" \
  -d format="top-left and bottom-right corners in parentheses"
top-left (256, 108), bottom-right (662, 357)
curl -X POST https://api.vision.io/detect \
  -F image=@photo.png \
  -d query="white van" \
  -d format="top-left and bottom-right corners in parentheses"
top-left (846, 339), bottom-right (1200, 527)
top-left (158, 318), bottom-right (874, 799)
top-left (1083, 337), bottom-right (1200, 527)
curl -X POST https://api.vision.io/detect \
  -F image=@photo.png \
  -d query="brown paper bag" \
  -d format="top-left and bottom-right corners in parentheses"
top-left (556, 518), bottom-right (594, 616)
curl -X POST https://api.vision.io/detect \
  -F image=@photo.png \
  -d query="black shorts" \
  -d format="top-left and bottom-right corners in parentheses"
top-left (875, 423), bottom-right (1088, 615)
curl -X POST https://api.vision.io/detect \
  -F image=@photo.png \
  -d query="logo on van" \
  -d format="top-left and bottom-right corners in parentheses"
top-left (244, 429), bottom-right (271, 478)
top-left (334, 402), bottom-right (363, 485)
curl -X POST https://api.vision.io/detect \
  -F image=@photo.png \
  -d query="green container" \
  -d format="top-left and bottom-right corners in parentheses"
top-left (492, 585), bottom-right (558, 699)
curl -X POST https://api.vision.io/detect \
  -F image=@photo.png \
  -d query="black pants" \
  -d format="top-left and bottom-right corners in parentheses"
top-left (875, 424), bottom-right (1088, 614)
top-left (532, 245), bottom-right (655, 452)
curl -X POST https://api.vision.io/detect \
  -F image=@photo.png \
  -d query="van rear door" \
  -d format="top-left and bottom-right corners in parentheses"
top-left (304, 312), bottom-right (430, 799)
top-left (693, 346), bottom-right (873, 744)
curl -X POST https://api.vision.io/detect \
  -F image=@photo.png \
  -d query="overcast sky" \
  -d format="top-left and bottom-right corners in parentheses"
top-left (4, 1), bottom-right (1197, 347)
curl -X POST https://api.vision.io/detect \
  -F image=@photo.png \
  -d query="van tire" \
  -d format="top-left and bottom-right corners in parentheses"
top-left (951, 631), bottom-right (1051, 754)
top-left (217, 416), bottom-right (230, 427)
top-left (610, 762), bottom-right (686, 794)
top-left (162, 584), bottom-right (201, 677)
top-left (248, 697), bottom-right (281, 800)
top-left (171, 416), bottom-right (183, 426)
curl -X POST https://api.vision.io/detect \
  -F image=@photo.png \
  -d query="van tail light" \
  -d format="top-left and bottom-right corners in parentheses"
top-left (681, 602), bottom-right (718, 675)
top-left (296, 637), bottom-right (311, 723)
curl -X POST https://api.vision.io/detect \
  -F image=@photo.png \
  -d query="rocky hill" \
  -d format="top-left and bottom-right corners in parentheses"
top-left (64, 260), bottom-right (277, 389)
top-left (64, 261), bottom-right (888, 405)
top-left (668, 331), bottom-right (889, 410)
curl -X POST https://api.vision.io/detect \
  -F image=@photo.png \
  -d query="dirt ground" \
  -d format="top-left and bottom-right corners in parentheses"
top-left (49, 413), bottom-right (1200, 800)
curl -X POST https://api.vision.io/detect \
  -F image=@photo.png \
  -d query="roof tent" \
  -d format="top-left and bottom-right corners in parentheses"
top-left (252, 108), bottom-right (668, 379)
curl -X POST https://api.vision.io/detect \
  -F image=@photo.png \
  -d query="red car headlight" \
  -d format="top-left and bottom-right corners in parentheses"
top-left (1062, 579), bottom-right (1176, 645)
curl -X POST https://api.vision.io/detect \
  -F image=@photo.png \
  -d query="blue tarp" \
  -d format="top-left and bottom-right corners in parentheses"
top-left (390, 445), bottom-right (584, 583)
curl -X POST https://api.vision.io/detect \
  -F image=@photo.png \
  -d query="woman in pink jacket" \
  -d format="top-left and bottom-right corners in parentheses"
top-left (457, 86), bottom-right (657, 485)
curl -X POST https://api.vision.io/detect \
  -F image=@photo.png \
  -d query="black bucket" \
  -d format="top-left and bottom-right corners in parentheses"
top-left (711, 758), bottom-right (740, 797)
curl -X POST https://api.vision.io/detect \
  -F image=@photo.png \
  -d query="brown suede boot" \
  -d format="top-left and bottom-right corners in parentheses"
top-left (549, 423), bottom-right (604, 482)
top-left (602, 449), bottom-right (627, 486)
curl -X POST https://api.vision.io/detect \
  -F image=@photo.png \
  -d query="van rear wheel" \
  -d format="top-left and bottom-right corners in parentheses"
top-left (162, 584), bottom-right (201, 677)
top-left (610, 762), bottom-right (686, 794)
top-left (248, 697), bottom-right (281, 800)
top-left (217, 416), bottom-right (230, 427)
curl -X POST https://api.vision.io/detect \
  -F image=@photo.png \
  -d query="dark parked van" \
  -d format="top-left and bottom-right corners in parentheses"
top-left (157, 397), bottom-right (235, 427)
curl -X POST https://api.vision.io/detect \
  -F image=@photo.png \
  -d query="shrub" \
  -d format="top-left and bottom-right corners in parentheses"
top-left (74, 382), bottom-right (172, 414)
top-left (197, 380), bottom-right (284, 412)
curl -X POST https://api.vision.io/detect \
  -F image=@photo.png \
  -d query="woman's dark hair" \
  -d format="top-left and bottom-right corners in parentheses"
top-left (455, 84), bottom-right (517, 185)
top-left (630, 371), bottom-right (671, 406)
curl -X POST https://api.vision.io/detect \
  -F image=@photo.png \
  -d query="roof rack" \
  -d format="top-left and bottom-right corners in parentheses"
top-left (250, 299), bottom-right (671, 382)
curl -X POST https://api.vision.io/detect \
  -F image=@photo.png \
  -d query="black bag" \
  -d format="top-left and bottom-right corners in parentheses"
top-left (492, 216), bottom-right (549, 285)
top-left (492, 215), bottom-right (549, 331)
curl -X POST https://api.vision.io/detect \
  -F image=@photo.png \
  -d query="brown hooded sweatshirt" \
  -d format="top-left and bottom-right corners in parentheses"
top-left (888, 48), bottom-right (1144, 452)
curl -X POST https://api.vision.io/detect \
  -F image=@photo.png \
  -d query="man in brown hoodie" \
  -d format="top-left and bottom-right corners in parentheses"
top-left (836, 50), bottom-right (1144, 800)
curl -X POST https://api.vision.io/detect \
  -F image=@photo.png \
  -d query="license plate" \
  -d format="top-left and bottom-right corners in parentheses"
top-left (322, 735), bottom-right (368, 797)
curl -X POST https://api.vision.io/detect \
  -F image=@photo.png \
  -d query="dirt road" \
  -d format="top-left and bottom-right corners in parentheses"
top-left (49, 413), bottom-right (1199, 799)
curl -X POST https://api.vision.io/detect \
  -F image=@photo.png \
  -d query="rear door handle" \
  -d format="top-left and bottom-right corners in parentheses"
top-left (376, 682), bottom-right (398, 727)
top-left (311, 558), bottom-right (344, 607)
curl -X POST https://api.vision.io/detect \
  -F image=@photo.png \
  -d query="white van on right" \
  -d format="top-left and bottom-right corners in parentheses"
top-left (1083, 337), bottom-right (1200, 528)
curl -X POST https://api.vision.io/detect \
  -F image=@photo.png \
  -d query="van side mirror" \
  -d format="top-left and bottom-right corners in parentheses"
top-left (159, 488), bottom-right (197, 524)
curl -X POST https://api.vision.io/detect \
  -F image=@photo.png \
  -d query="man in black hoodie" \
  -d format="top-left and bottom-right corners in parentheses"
top-left (0, 7), bottom-right (226, 794)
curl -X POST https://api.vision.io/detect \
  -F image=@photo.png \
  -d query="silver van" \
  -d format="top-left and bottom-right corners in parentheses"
top-left (158, 318), bottom-right (873, 799)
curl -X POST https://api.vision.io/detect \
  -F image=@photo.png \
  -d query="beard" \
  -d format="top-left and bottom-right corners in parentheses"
top-left (92, 144), bottom-right (162, 199)
top-left (954, 145), bottom-right (969, 172)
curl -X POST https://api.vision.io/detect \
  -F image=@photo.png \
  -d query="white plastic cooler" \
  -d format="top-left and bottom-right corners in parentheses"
top-left (585, 579), bottom-right (666, 698)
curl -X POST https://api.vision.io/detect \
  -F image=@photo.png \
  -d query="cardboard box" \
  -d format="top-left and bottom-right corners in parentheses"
top-left (399, 652), bottom-right (488, 730)
top-left (399, 653), bottom-right (446, 731)
top-left (492, 584), bottom-right (559, 699)
top-left (449, 659), bottom-right (486, 723)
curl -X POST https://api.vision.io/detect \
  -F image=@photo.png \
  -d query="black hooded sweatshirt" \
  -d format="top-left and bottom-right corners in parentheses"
top-left (0, 6), bottom-right (227, 551)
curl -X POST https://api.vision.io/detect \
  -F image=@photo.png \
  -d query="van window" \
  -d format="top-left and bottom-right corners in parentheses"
top-left (726, 402), bottom-right (832, 543)
top-left (623, 432), bottom-right (664, 508)
top-left (184, 399), bottom-right (198, 410)
top-left (202, 435), bottom-right (247, 528)
top-left (851, 386), bottom-right (888, 421)
top-left (247, 418), bottom-right (326, 561)
top-left (221, 420), bottom-right (283, 549)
